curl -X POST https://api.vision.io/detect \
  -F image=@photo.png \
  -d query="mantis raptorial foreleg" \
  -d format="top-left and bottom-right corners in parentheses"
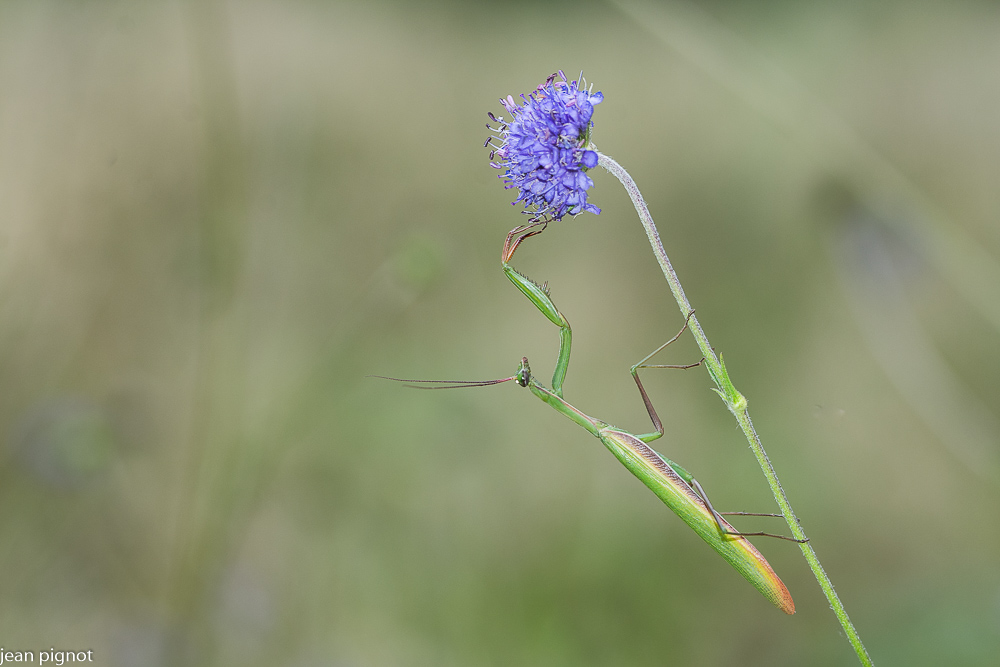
top-left (501, 219), bottom-right (572, 397)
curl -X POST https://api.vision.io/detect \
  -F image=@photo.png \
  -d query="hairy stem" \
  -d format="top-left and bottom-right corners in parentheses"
top-left (596, 149), bottom-right (874, 667)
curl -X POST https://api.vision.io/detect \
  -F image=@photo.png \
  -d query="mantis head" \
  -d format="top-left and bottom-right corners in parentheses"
top-left (515, 357), bottom-right (531, 387)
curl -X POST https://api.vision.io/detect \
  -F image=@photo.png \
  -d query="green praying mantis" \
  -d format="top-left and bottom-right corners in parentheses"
top-left (378, 220), bottom-right (804, 614)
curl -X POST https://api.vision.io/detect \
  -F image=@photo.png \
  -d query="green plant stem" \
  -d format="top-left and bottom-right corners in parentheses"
top-left (596, 149), bottom-right (874, 667)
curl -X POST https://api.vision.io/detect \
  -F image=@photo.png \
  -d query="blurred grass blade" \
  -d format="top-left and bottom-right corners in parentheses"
top-left (611, 0), bottom-right (1000, 335)
top-left (830, 212), bottom-right (1000, 485)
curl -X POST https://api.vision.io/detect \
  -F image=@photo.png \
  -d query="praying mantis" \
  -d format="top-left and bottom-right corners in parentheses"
top-left (379, 221), bottom-right (803, 614)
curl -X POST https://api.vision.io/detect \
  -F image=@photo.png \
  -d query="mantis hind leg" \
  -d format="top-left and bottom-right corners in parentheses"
top-left (687, 477), bottom-right (809, 543)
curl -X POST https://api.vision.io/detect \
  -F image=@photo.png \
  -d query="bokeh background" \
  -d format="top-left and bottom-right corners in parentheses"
top-left (2, 0), bottom-right (999, 665)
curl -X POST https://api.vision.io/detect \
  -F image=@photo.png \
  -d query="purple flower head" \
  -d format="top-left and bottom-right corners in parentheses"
top-left (486, 71), bottom-right (604, 221)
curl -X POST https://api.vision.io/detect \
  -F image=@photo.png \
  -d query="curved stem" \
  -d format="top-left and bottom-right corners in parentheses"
top-left (596, 150), bottom-right (874, 667)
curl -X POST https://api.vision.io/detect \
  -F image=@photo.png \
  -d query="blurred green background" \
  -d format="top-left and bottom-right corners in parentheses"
top-left (2, 0), bottom-right (999, 664)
